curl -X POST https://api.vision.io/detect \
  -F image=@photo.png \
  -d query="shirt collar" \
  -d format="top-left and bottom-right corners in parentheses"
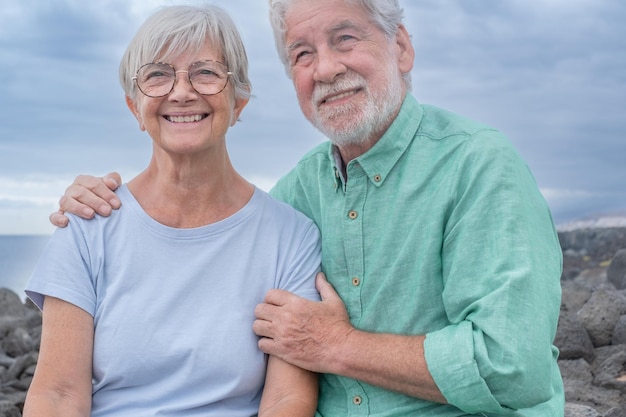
top-left (329, 93), bottom-right (423, 187)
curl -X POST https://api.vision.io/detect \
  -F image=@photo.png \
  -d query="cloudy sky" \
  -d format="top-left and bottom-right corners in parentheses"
top-left (0, 0), bottom-right (624, 235)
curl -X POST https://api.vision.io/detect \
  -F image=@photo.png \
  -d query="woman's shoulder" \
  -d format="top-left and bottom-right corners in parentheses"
top-left (253, 187), bottom-right (317, 230)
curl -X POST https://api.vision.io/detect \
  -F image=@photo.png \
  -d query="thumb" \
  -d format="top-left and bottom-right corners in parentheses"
top-left (316, 272), bottom-right (339, 302)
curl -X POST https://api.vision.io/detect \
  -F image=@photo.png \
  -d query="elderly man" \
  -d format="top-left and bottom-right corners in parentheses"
top-left (52, 0), bottom-right (564, 415)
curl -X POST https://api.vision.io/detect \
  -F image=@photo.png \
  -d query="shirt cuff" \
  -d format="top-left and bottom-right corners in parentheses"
top-left (424, 321), bottom-right (510, 414)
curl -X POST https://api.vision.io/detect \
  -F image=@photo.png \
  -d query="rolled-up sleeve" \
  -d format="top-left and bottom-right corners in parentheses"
top-left (424, 131), bottom-right (563, 413)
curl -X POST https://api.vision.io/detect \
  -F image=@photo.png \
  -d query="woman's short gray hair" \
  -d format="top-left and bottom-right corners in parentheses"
top-left (120, 4), bottom-right (251, 101)
top-left (268, 0), bottom-right (411, 88)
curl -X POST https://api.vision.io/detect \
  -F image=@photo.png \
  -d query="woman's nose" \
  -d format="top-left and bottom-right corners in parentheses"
top-left (169, 70), bottom-right (198, 100)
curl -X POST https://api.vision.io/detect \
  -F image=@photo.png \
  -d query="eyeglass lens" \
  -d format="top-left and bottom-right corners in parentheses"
top-left (135, 61), bottom-right (229, 97)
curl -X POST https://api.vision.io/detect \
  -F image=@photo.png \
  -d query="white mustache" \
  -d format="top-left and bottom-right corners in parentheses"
top-left (312, 75), bottom-right (365, 106)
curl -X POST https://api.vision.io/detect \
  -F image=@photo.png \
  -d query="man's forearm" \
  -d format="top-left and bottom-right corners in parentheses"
top-left (326, 330), bottom-right (447, 403)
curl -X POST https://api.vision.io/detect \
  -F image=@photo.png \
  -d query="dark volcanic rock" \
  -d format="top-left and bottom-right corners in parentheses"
top-left (613, 315), bottom-right (626, 345)
top-left (559, 228), bottom-right (626, 416)
top-left (556, 310), bottom-right (595, 363)
top-left (607, 249), bottom-right (626, 290)
top-left (561, 280), bottom-right (593, 313)
top-left (577, 289), bottom-right (626, 347)
top-left (0, 290), bottom-right (40, 417)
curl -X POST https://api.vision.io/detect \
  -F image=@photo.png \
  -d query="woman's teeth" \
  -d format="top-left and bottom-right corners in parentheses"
top-left (166, 114), bottom-right (205, 123)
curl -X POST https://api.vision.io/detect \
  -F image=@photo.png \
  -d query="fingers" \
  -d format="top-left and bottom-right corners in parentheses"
top-left (257, 336), bottom-right (277, 356)
top-left (253, 304), bottom-right (278, 348)
top-left (254, 302), bottom-right (269, 321)
top-left (261, 288), bottom-right (292, 306)
top-left (103, 172), bottom-right (122, 193)
top-left (60, 175), bottom-right (122, 218)
top-left (48, 210), bottom-right (69, 228)
top-left (252, 314), bottom-right (273, 338)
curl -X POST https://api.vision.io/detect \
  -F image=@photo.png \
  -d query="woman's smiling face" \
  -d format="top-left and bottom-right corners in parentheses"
top-left (126, 43), bottom-right (248, 156)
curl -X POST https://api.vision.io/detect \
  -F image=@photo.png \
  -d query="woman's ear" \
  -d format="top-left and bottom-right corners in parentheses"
top-left (230, 87), bottom-right (250, 126)
top-left (125, 95), bottom-right (145, 131)
top-left (231, 98), bottom-right (250, 126)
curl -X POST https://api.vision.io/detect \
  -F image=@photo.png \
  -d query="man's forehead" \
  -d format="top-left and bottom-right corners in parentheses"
top-left (286, 14), bottom-right (371, 48)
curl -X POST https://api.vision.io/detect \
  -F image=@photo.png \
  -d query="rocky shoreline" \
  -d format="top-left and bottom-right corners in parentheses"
top-left (1, 227), bottom-right (626, 416)
top-left (557, 228), bottom-right (626, 417)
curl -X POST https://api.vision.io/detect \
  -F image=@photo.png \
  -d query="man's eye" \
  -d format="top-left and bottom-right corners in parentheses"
top-left (292, 50), bottom-right (311, 64)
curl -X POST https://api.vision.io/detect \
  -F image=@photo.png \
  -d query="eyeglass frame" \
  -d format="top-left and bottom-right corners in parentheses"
top-left (131, 60), bottom-right (233, 98)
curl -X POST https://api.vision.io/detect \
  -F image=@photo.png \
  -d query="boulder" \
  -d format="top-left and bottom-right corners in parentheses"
top-left (607, 249), bottom-right (626, 289)
top-left (555, 310), bottom-right (595, 362)
top-left (577, 289), bottom-right (626, 347)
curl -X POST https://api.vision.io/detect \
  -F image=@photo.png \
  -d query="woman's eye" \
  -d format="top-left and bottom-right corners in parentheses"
top-left (337, 34), bottom-right (358, 46)
top-left (146, 71), bottom-right (167, 79)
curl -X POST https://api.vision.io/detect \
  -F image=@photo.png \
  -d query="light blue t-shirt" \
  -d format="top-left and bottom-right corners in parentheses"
top-left (27, 185), bottom-right (321, 417)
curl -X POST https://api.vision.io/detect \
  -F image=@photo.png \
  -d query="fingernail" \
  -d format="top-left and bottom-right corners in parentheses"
top-left (106, 177), bottom-right (119, 188)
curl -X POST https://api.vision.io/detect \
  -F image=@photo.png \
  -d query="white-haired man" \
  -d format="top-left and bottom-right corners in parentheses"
top-left (51, 0), bottom-right (564, 415)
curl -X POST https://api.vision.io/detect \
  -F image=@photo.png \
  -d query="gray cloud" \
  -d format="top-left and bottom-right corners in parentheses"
top-left (404, 0), bottom-right (626, 222)
top-left (0, 0), bottom-right (624, 234)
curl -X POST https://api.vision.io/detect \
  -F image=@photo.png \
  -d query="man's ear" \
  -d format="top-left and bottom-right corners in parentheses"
top-left (125, 95), bottom-right (145, 131)
top-left (395, 24), bottom-right (415, 75)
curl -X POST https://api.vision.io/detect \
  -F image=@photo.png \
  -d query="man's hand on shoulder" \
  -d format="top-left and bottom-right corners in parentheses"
top-left (49, 172), bottom-right (123, 227)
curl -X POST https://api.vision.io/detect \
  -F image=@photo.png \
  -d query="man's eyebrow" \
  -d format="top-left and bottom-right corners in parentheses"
top-left (286, 20), bottom-right (365, 53)
top-left (329, 20), bottom-right (361, 34)
top-left (287, 40), bottom-right (305, 54)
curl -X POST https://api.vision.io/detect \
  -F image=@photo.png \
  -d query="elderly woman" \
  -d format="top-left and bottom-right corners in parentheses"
top-left (23, 5), bottom-right (320, 417)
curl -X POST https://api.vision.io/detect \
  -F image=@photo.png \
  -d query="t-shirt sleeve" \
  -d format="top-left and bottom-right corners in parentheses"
top-left (277, 216), bottom-right (322, 302)
top-left (25, 216), bottom-right (97, 316)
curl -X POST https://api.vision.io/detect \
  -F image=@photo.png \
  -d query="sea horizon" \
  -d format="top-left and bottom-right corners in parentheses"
top-left (0, 234), bottom-right (51, 300)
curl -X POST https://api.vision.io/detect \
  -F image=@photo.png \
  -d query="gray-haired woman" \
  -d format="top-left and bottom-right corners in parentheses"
top-left (23, 5), bottom-right (320, 416)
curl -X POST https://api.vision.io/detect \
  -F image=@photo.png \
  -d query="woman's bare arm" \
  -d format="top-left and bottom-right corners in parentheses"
top-left (258, 355), bottom-right (318, 417)
top-left (23, 296), bottom-right (94, 417)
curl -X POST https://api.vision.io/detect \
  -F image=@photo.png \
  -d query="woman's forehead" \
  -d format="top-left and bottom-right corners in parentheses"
top-left (155, 41), bottom-right (223, 63)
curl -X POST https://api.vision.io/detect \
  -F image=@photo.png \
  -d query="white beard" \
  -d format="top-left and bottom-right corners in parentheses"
top-left (310, 68), bottom-right (405, 148)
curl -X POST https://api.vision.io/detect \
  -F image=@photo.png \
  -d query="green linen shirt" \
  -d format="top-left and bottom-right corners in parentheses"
top-left (270, 94), bottom-right (564, 416)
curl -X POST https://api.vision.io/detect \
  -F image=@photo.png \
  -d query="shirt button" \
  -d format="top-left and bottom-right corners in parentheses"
top-left (348, 210), bottom-right (358, 219)
top-left (353, 395), bottom-right (362, 405)
top-left (352, 277), bottom-right (360, 286)
top-left (373, 174), bottom-right (382, 182)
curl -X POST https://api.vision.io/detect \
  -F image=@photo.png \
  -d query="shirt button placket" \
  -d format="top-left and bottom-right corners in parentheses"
top-left (347, 211), bottom-right (361, 292)
top-left (343, 165), bottom-right (366, 324)
top-left (347, 389), bottom-right (369, 415)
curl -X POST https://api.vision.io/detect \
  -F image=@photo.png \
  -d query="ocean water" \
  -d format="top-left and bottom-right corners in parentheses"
top-left (0, 235), bottom-right (51, 299)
